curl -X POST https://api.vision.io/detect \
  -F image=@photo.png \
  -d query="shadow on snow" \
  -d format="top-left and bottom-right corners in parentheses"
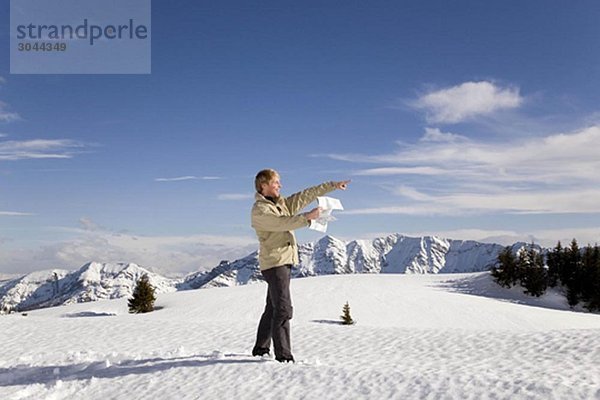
top-left (431, 272), bottom-right (577, 313)
top-left (311, 319), bottom-right (345, 325)
top-left (0, 354), bottom-right (263, 387)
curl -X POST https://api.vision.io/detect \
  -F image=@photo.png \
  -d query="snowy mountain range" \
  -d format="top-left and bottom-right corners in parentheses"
top-left (0, 234), bottom-right (531, 312)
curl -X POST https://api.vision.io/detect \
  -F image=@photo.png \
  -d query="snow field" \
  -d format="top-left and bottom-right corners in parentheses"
top-left (1, 273), bottom-right (599, 400)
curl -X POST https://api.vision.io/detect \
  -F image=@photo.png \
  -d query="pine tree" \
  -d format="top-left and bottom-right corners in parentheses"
top-left (128, 274), bottom-right (156, 313)
top-left (546, 241), bottom-right (563, 287)
top-left (565, 239), bottom-right (583, 307)
top-left (340, 301), bottom-right (355, 325)
top-left (491, 247), bottom-right (520, 288)
top-left (520, 246), bottom-right (548, 297)
top-left (582, 244), bottom-right (600, 311)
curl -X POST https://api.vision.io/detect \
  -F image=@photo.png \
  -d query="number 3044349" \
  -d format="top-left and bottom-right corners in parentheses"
top-left (17, 42), bottom-right (67, 51)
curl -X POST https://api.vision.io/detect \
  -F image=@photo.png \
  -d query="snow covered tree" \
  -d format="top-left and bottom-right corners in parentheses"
top-left (128, 274), bottom-right (156, 313)
top-left (340, 301), bottom-right (355, 325)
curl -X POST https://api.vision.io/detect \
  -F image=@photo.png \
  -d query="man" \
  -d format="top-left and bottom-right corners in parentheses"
top-left (251, 168), bottom-right (350, 362)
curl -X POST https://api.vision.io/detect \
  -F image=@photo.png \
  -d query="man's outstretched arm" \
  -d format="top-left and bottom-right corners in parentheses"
top-left (284, 180), bottom-right (351, 215)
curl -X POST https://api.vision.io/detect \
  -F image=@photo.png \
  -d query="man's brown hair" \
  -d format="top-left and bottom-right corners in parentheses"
top-left (255, 169), bottom-right (279, 193)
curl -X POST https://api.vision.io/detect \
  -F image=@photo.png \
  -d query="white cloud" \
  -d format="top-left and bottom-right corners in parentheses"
top-left (155, 176), bottom-right (222, 182)
top-left (0, 139), bottom-right (84, 161)
top-left (79, 217), bottom-right (102, 231)
top-left (0, 211), bottom-right (34, 216)
top-left (345, 189), bottom-right (600, 216)
top-left (412, 81), bottom-right (523, 123)
top-left (392, 185), bottom-right (434, 201)
top-left (352, 125), bottom-right (600, 183)
top-left (0, 79), bottom-right (20, 122)
top-left (332, 125), bottom-right (600, 216)
top-left (354, 166), bottom-right (448, 176)
top-left (217, 193), bottom-right (254, 201)
top-left (0, 101), bottom-right (21, 123)
top-left (343, 204), bottom-right (459, 216)
top-left (420, 127), bottom-right (468, 143)
top-left (0, 223), bottom-right (258, 275)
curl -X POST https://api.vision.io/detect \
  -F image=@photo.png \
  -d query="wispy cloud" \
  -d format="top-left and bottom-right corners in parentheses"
top-left (155, 176), bottom-right (222, 182)
top-left (0, 76), bottom-right (18, 121)
top-left (344, 188), bottom-right (600, 216)
top-left (79, 217), bottom-right (103, 231)
top-left (411, 81), bottom-right (523, 124)
top-left (0, 211), bottom-right (34, 216)
top-left (354, 166), bottom-right (449, 176)
top-left (217, 193), bottom-right (253, 201)
top-left (0, 101), bottom-right (21, 123)
top-left (420, 127), bottom-right (468, 143)
top-left (330, 125), bottom-right (600, 216)
top-left (391, 185), bottom-right (434, 201)
top-left (0, 139), bottom-right (85, 161)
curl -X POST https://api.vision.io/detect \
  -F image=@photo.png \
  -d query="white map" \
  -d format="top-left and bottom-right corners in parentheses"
top-left (309, 196), bottom-right (344, 233)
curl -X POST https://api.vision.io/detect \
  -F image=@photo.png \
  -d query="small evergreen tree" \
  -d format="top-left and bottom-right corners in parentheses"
top-left (128, 274), bottom-right (156, 313)
top-left (565, 239), bottom-right (583, 307)
top-left (491, 247), bottom-right (521, 288)
top-left (520, 246), bottom-right (548, 297)
top-left (581, 244), bottom-right (600, 312)
top-left (546, 241), bottom-right (563, 287)
top-left (340, 301), bottom-right (355, 325)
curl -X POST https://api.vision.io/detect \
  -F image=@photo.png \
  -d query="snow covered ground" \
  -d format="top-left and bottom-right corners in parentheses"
top-left (1, 272), bottom-right (599, 400)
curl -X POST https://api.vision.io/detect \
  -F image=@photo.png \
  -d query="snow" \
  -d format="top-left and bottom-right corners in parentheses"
top-left (1, 272), bottom-right (599, 400)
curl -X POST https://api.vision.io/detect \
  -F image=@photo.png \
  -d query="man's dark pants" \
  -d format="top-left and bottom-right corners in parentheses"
top-left (253, 264), bottom-right (293, 360)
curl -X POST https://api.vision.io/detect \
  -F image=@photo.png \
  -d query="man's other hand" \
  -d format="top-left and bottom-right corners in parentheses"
top-left (304, 207), bottom-right (322, 221)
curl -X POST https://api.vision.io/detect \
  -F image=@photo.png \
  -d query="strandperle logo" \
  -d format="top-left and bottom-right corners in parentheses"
top-left (15, 19), bottom-right (149, 46)
top-left (10, 0), bottom-right (151, 74)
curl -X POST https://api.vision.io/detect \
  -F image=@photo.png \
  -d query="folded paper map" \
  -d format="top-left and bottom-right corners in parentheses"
top-left (309, 196), bottom-right (344, 233)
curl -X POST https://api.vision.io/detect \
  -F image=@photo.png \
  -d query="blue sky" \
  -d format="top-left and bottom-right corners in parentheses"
top-left (1, 1), bottom-right (600, 275)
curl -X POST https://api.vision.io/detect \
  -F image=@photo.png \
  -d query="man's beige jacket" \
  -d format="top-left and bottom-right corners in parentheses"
top-left (251, 181), bottom-right (336, 271)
